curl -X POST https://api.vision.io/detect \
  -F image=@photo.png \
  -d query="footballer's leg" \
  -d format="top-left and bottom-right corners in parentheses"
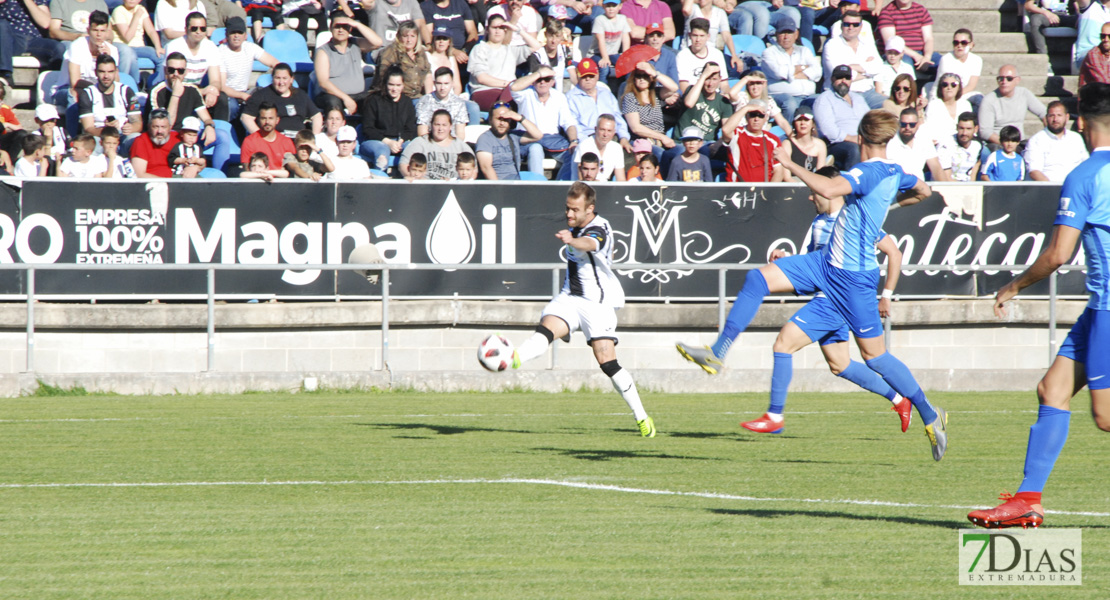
top-left (677, 259), bottom-right (799, 373)
top-left (514, 314), bottom-right (572, 368)
top-left (967, 355), bottom-right (1084, 529)
top-left (590, 337), bottom-right (654, 437)
top-left (821, 340), bottom-right (909, 431)
top-left (856, 334), bottom-right (946, 459)
top-left (741, 321), bottom-right (812, 434)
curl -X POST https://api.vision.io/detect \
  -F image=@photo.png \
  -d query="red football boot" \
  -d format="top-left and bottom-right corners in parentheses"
top-left (740, 413), bottom-right (784, 434)
top-left (967, 492), bottom-right (1045, 529)
top-left (892, 397), bottom-right (913, 433)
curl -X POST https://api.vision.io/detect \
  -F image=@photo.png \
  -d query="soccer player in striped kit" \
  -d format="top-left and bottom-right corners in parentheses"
top-left (511, 182), bottom-right (656, 438)
top-left (677, 110), bottom-right (948, 460)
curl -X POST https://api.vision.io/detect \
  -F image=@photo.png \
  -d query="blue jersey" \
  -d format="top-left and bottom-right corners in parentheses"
top-left (830, 159), bottom-right (918, 272)
top-left (806, 210), bottom-right (838, 254)
top-left (982, 149), bottom-right (1026, 182)
top-left (1056, 149), bottom-right (1110, 310)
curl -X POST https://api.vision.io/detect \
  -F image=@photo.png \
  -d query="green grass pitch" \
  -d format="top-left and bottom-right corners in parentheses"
top-left (1, 390), bottom-right (1106, 599)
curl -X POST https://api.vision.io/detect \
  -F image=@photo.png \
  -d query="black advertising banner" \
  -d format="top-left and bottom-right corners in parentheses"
top-left (0, 179), bottom-right (1089, 299)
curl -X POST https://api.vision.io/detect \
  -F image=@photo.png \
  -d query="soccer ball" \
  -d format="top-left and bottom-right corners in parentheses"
top-left (477, 334), bottom-right (515, 372)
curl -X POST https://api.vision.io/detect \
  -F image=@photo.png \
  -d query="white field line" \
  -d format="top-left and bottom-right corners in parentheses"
top-left (0, 477), bottom-right (1105, 518)
top-left (0, 409), bottom-right (1047, 424)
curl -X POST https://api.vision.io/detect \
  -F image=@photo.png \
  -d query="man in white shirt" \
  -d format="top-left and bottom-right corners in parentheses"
top-left (164, 11), bottom-right (228, 120)
top-left (1025, 100), bottom-right (1090, 181)
top-left (560, 114), bottom-right (626, 181)
top-left (820, 9), bottom-right (884, 109)
top-left (510, 65), bottom-right (579, 175)
top-left (886, 108), bottom-right (949, 181)
top-left (937, 112), bottom-right (984, 182)
top-left (217, 16), bottom-right (277, 122)
top-left (761, 23), bottom-right (819, 122)
top-left (675, 17), bottom-right (726, 94)
top-left (61, 10), bottom-right (118, 106)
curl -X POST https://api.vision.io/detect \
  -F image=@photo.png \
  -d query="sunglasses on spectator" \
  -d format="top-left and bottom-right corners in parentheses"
top-left (633, 72), bottom-right (652, 79)
top-left (189, 25), bottom-right (207, 32)
top-left (1101, 34), bottom-right (1110, 39)
top-left (748, 80), bottom-right (765, 85)
top-left (747, 111), bottom-right (766, 119)
top-left (535, 76), bottom-right (555, 83)
top-left (900, 121), bottom-right (918, 128)
top-left (165, 66), bottom-right (186, 74)
top-left (941, 81), bottom-right (959, 88)
top-left (333, 24), bottom-right (353, 31)
top-left (953, 39), bottom-right (971, 46)
top-left (894, 85), bottom-right (911, 92)
top-left (997, 75), bottom-right (1016, 82)
top-left (842, 21), bottom-right (861, 28)
top-left (490, 101), bottom-right (512, 111)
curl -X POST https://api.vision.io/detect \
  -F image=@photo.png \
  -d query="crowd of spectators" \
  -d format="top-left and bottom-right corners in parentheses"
top-left (0, 0), bottom-right (1101, 183)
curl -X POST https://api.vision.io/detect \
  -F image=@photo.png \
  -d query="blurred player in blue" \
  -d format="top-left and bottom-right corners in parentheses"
top-left (968, 82), bottom-right (1110, 529)
top-left (677, 110), bottom-right (949, 460)
top-left (740, 166), bottom-right (913, 435)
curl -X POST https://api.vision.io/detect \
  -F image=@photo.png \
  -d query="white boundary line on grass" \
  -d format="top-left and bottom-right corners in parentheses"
top-left (0, 477), bottom-right (1106, 518)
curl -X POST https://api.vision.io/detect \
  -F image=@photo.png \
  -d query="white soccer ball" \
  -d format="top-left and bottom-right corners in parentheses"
top-left (477, 334), bottom-right (515, 372)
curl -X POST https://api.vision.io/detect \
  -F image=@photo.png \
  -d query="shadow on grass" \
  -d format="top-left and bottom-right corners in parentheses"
top-left (764, 459), bottom-right (898, 467)
top-left (357, 422), bottom-right (536, 436)
top-left (532, 447), bottom-right (721, 462)
top-left (663, 431), bottom-right (760, 441)
top-left (708, 507), bottom-right (960, 529)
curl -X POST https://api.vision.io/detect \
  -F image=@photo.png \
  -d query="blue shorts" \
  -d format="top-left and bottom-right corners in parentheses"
top-left (1058, 307), bottom-right (1110, 390)
top-left (790, 295), bottom-right (851, 346)
top-left (774, 252), bottom-right (883, 339)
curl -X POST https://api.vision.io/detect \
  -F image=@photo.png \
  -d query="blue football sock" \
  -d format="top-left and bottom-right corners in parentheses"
top-left (768, 352), bottom-right (792, 415)
top-left (837, 360), bottom-right (897, 402)
top-left (1017, 405), bottom-right (1071, 494)
top-left (711, 270), bottom-right (769, 359)
top-left (865, 352), bottom-right (937, 424)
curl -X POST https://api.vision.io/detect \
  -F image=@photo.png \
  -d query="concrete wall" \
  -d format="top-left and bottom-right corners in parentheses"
top-left (0, 299), bottom-right (1083, 396)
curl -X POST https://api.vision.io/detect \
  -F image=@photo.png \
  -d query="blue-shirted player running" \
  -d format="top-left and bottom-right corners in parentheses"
top-left (740, 166), bottom-right (914, 435)
top-left (677, 110), bottom-right (949, 460)
top-left (968, 83), bottom-right (1110, 529)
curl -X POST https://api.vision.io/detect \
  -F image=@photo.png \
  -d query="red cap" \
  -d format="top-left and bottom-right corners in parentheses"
top-left (646, 22), bottom-right (665, 36)
top-left (576, 57), bottom-right (600, 77)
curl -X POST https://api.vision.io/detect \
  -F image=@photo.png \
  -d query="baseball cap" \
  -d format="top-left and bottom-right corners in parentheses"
top-left (337, 125), bottom-right (358, 142)
top-left (632, 139), bottom-right (652, 154)
top-left (225, 16), bottom-right (247, 34)
top-left (576, 57), bottom-right (600, 78)
top-left (793, 105), bottom-right (814, 121)
top-left (841, 0), bottom-right (860, 4)
top-left (831, 64), bottom-right (853, 81)
top-left (180, 116), bottom-right (202, 132)
top-left (885, 36), bottom-right (905, 53)
top-left (646, 22), bottom-right (665, 36)
top-left (432, 25), bottom-right (451, 38)
top-left (603, 0), bottom-right (620, 4)
top-left (679, 126), bottom-right (703, 141)
top-left (35, 104), bottom-right (59, 122)
top-left (775, 23), bottom-right (797, 33)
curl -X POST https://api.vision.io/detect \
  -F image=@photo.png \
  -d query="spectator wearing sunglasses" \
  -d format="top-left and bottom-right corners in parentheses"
top-left (821, 9), bottom-right (884, 110)
top-left (813, 64), bottom-right (869, 169)
top-left (931, 29), bottom-right (981, 106)
top-left (1080, 22), bottom-right (1110, 86)
top-left (313, 17), bottom-right (383, 114)
top-left (978, 64), bottom-right (1047, 146)
top-left (154, 0), bottom-right (206, 46)
top-left (511, 65), bottom-right (578, 176)
top-left (873, 36), bottom-right (915, 100)
top-left (161, 12), bottom-right (228, 119)
top-left (886, 107), bottom-right (948, 182)
top-left (923, 73), bottom-right (971, 146)
top-left (148, 52), bottom-right (235, 170)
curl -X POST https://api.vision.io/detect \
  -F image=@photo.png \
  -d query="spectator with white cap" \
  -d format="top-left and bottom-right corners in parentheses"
top-left (873, 35), bottom-right (915, 98)
top-left (326, 125), bottom-right (374, 180)
top-left (166, 115), bottom-right (206, 178)
top-left (33, 104), bottom-right (68, 170)
top-left (666, 125), bottom-right (713, 182)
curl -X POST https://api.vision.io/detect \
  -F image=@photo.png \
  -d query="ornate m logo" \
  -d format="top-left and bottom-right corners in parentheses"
top-left (613, 190), bottom-right (752, 284)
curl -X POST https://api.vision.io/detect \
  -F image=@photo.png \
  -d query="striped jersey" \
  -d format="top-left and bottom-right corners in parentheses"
top-left (562, 213), bottom-right (625, 308)
top-left (1056, 148), bottom-right (1110, 310)
top-left (830, 159), bottom-right (918, 271)
top-left (806, 209), bottom-right (839, 254)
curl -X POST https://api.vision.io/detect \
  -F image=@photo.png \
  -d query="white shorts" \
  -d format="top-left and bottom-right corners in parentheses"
top-left (541, 292), bottom-right (619, 344)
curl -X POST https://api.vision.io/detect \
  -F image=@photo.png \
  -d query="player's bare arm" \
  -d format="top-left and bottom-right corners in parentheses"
top-left (556, 229), bottom-right (599, 252)
top-left (994, 224), bottom-right (1082, 318)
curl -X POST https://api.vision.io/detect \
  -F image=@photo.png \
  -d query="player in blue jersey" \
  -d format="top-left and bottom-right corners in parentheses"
top-left (509, 181), bottom-right (656, 438)
top-left (740, 166), bottom-right (914, 435)
top-left (968, 83), bottom-right (1110, 529)
top-left (677, 110), bottom-right (949, 460)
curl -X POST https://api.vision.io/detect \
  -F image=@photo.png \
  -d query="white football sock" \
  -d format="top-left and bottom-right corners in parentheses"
top-left (610, 368), bottom-right (648, 421)
top-left (766, 412), bottom-right (784, 422)
top-left (516, 332), bottom-right (550, 364)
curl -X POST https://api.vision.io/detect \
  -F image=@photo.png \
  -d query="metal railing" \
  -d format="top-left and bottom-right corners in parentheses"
top-left (0, 262), bottom-right (1087, 373)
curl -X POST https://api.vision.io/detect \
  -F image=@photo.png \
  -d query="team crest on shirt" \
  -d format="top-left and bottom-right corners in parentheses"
top-left (1058, 196), bottom-right (1075, 218)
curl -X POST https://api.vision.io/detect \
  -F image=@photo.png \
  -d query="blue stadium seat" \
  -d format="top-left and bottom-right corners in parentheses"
top-left (768, 125), bottom-right (786, 139)
top-left (369, 168), bottom-right (389, 178)
top-left (137, 57), bottom-right (156, 70)
top-left (262, 30), bottom-right (313, 72)
top-left (519, 172), bottom-right (547, 181)
top-left (118, 72), bottom-right (140, 92)
top-left (210, 27), bottom-right (227, 45)
top-left (813, 25), bottom-right (828, 38)
top-left (800, 37), bottom-right (814, 54)
top-left (730, 34), bottom-right (766, 57)
top-left (199, 168), bottom-right (227, 178)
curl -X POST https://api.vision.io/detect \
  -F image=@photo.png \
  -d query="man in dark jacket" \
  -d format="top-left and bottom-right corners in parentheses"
top-left (358, 66), bottom-right (417, 172)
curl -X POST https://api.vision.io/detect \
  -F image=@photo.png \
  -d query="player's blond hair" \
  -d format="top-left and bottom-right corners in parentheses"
top-left (858, 110), bottom-right (899, 146)
top-left (567, 181), bottom-right (596, 208)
